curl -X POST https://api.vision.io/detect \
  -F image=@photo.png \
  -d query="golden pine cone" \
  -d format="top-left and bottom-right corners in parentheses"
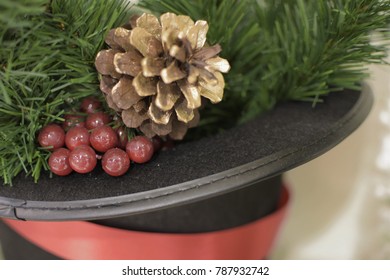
top-left (95, 12), bottom-right (230, 140)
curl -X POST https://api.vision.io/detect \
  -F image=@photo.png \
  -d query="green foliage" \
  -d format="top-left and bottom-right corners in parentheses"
top-left (139, 0), bottom-right (390, 133)
top-left (0, 0), bottom-right (47, 29)
top-left (0, 0), bottom-right (129, 184)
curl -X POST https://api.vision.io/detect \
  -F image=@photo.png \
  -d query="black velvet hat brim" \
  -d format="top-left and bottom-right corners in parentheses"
top-left (0, 84), bottom-right (373, 221)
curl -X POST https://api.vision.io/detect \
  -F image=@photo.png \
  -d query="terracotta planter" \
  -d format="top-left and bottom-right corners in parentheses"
top-left (0, 177), bottom-right (288, 259)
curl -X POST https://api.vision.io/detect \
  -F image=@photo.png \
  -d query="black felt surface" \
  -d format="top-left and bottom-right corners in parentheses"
top-left (0, 90), bottom-right (360, 202)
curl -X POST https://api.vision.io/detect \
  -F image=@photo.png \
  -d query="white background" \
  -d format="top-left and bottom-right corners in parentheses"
top-left (272, 57), bottom-right (390, 259)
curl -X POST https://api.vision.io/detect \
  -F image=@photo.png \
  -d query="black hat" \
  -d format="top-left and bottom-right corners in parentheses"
top-left (0, 85), bottom-right (372, 224)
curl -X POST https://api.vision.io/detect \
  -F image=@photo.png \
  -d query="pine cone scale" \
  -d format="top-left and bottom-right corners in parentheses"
top-left (133, 73), bottom-right (157, 96)
top-left (188, 110), bottom-right (200, 128)
top-left (199, 72), bottom-right (225, 103)
top-left (100, 76), bottom-right (117, 95)
top-left (161, 13), bottom-right (194, 35)
top-left (141, 57), bottom-right (165, 77)
top-left (177, 80), bottom-right (201, 109)
top-left (193, 45), bottom-right (222, 61)
top-left (160, 62), bottom-right (187, 84)
top-left (148, 101), bottom-right (172, 125)
top-left (155, 81), bottom-right (181, 111)
top-left (130, 27), bottom-right (163, 58)
top-left (151, 119), bottom-right (172, 136)
top-left (122, 107), bottom-right (149, 128)
top-left (175, 97), bottom-right (195, 123)
top-left (139, 122), bottom-right (155, 138)
top-left (169, 119), bottom-right (188, 140)
top-left (113, 51), bottom-right (143, 76)
top-left (95, 50), bottom-right (121, 79)
top-left (133, 100), bottom-right (147, 113)
top-left (113, 27), bottom-right (133, 51)
top-left (136, 13), bottom-right (162, 40)
top-left (112, 77), bottom-right (141, 110)
top-left (187, 21), bottom-right (208, 50)
top-left (105, 29), bottom-right (122, 51)
top-left (169, 45), bottom-right (186, 62)
top-left (161, 29), bottom-right (181, 51)
top-left (106, 93), bottom-right (121, 111)
top-left (205, 57), bottom-right (231, 73)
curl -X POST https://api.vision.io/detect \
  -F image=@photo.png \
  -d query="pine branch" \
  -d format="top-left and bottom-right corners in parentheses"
top-left (139, 0), bottom-right (390, 130)
top-left (0, 0), bottom-right (47, 29)
top-left (0, 0), bottom-right (130, 185)
top-left (235, 0), bottom-right (390, 122)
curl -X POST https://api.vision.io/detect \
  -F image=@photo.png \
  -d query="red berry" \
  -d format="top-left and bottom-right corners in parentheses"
top-left (65, 127), bottom-right (90, 150)
top-left (38, 124), bottom-right (65, 150)
top-left (62, 114), bottom-right (85, 131)
top-left (126, 136), bottom-right (154, 164)
top-left (116, 126), bottom-right (128, 150)
top-left (102, 148), bottom-right (130, 176)
top-left (90, 126), bottom-right (118, 153)
top-left (80, 97), bottom-right (102, 114)
top-left (48, 148), bottom-right (72, 176)
top-left (69, 145), bottom-right (97, 174)
top-left (85, 112), bottom-right (111, 130)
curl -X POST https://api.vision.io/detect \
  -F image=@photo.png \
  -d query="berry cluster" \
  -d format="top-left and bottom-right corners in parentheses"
top-left (38, 97), bottom-right (163, 177)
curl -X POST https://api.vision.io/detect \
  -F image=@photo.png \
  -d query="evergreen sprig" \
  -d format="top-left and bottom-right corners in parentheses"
top-left (0, 0), bottom-right (129, 184)
top-left (139, 0), bottom-right (390, 133)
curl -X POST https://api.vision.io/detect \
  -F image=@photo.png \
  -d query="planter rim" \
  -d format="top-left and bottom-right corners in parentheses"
top-left (0, 84), bottom-right (373, 221)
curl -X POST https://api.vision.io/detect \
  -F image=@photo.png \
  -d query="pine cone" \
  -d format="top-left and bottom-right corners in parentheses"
top-left (95, 13), bottom-right (230, 140)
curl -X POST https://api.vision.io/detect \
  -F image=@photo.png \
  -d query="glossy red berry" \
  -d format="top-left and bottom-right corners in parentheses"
top-left (62, 114), bottom-right (85, 131)
top-left (126, 136), bottom-right (154, 164)
top-left (116, 126), bottom-right (128, 150)
top-left (38, 124), bottom-right (65, 150)
top-left (65, 127), bottom-right (90, 150)
top-left (48, 148), bottom-right (72, 176)
top-left (102, 148), bottom-right (130, 176)
top-left (80, 97), bottom-right (102, 114)
top-left (85, 112), bottom-right (111, 130)
top-left (69, 145), bottom-right (97, 174)
top-left (90, 126), bottom-right (118, 153)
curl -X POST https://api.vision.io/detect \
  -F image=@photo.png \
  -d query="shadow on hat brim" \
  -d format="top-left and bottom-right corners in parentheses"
top-left (0, 84), bottom-right (373, 221)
